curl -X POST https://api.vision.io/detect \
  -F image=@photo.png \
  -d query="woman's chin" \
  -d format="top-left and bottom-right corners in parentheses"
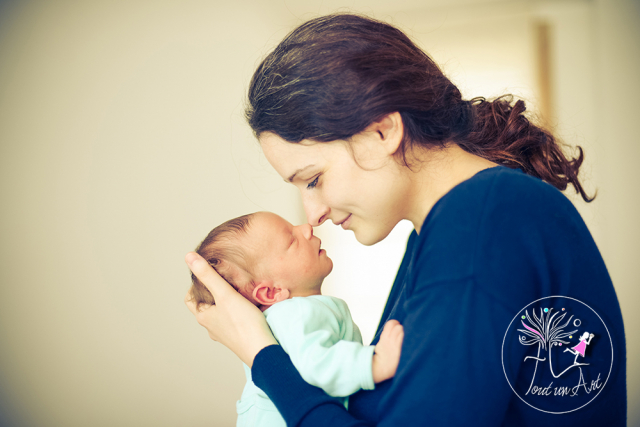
top-left (352, 226), bottom-right (394, 246)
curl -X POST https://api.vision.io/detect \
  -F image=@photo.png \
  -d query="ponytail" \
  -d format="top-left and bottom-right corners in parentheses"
top-left (457, 96), bottom-right (594, 202)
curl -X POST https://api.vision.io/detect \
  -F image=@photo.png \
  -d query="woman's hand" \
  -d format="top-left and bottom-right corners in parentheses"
top-left (184, 252), bottom-right (278, 367)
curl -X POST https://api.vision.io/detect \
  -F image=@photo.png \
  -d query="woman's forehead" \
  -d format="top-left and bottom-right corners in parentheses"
top-left (260, 132), bottom-right (343, 176)
top-left (259, 132), bottom-right (317, 157)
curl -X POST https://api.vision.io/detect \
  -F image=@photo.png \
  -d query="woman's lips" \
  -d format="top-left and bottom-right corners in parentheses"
top-left (340, 214), bottom-right (352, 230)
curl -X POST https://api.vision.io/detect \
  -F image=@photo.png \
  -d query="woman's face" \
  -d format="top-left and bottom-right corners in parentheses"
top-left (260, 131), bottom-right (412, 246)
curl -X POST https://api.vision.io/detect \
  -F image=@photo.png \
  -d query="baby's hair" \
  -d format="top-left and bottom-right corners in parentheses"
top-left (189, 213), bottom-right (257, 311)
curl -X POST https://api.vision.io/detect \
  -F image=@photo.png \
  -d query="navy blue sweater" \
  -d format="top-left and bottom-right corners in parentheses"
top-left (252, 166), bottom-right (626, 426)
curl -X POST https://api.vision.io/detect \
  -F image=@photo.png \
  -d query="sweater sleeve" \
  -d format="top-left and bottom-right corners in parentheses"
top-left (252, 345), bottom-right (373, 427)
top-left (265, 298), bottom-right (375, 397)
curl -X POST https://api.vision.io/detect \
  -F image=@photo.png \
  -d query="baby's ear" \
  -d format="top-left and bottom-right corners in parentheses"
top-left (252, 281), bottom-right (290, 307)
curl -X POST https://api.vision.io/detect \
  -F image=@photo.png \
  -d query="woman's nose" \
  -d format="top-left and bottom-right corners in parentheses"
top-left (298, 223), bottom-right (313, 240)
top-left (302, 194), bottom-right (330, 226)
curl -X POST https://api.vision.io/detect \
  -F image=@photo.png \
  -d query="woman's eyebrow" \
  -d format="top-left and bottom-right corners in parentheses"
top-left (286, 165), bottom-right (315, 182)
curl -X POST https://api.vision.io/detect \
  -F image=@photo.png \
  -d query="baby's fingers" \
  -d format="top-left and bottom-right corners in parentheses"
top-left (381, 319), bottom-right (404, 341)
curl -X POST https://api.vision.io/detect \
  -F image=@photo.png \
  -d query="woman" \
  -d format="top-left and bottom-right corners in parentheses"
top-left (185, 14), bottom-right (626, 426)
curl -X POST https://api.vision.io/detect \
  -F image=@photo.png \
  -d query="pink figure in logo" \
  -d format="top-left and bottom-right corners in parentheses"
top-left (564, 332), bottom-right (594, 364)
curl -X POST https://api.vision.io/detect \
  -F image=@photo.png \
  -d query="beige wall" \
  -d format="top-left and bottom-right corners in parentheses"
top-left (0, 1), bottom-right (637, 426)
top-left (0, 2), bottom-right (300, 426)
top-left (591, 1), bottom-right (640, 425)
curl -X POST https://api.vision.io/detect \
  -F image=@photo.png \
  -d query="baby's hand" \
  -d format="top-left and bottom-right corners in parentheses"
top-left (372, 320), bottom-right (404, 383)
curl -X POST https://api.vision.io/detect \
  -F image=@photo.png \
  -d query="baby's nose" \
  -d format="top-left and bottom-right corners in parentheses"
top-left (300, 223), bottom-right (313, 240)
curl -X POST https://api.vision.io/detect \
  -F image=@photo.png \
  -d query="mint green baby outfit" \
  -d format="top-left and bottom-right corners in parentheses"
top-left (236, 295), bottom-right (375, 427)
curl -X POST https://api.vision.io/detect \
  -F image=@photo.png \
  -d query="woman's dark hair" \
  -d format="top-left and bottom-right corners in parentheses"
top-left (246, 13), bottom-right (593, 202)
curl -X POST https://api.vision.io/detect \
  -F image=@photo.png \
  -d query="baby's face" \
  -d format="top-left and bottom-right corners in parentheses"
top-left (246, 212), bottom-right (333, 297)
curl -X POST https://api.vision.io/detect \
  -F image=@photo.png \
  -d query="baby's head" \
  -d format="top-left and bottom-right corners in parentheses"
top-left (189, 211), bottom-right (333, 311)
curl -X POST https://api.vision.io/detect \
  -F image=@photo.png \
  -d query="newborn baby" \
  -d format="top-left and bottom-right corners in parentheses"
top-left (189, 211), bottom-right (404, 427)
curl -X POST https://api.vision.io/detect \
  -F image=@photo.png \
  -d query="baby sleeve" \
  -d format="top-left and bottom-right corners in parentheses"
top-left (265, 297), bottom-right (375, 397)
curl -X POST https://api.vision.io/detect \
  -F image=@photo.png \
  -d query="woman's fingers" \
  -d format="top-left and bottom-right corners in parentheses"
top-left (184, 290), bottom-right (198, 315)
top-left (185, 252), bottom-right (235, 300)
top-left (184, 289), bottom-right (209, 316)
top-left (183, 251), bottom-right (279, 365)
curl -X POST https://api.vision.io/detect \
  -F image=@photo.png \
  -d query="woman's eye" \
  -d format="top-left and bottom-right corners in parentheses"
top-left (306, 176), bottom-right (319, 189)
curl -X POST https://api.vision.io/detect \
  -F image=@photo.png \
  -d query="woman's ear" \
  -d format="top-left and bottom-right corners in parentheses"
top-left (252, 281), bottom-right (290, 307)
top-left (366, 112), bottom-right (404, 155)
